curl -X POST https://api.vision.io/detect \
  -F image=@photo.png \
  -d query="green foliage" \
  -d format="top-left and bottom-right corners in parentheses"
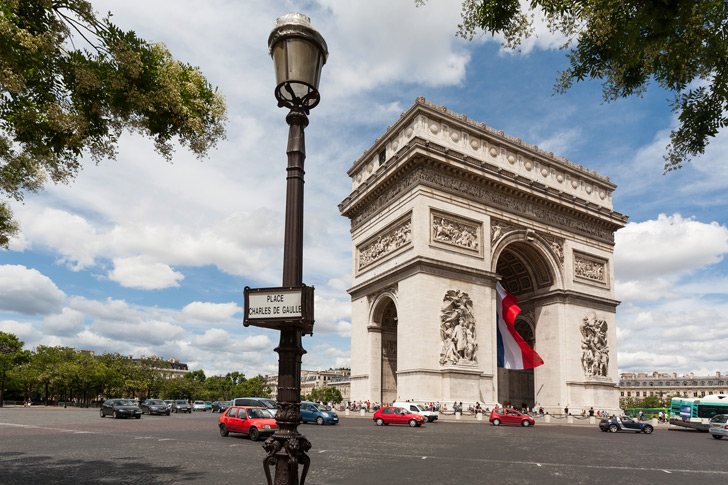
top-left (304, 387), bottom-right (343, 404)
top-left (419, 0), bottom-right (728, 171)
top-left (0, 0), bottom-right (227, 247)
top-left (0, 332), bottom-right (30, 403)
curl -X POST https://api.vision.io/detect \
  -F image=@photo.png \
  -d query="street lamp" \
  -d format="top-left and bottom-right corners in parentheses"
top-left (260, 12), bottom-right (327, 485)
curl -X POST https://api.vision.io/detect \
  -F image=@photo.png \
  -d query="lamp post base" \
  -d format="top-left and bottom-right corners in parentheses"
top-left (263, 431), bottom-right (312, 485)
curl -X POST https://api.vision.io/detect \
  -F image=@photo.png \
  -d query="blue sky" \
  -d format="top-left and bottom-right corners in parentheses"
top-left (2, 0), bottom-right (727, 378)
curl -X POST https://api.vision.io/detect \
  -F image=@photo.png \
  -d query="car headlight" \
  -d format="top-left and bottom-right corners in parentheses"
top-left (322, 412), bottom-right (329, 417)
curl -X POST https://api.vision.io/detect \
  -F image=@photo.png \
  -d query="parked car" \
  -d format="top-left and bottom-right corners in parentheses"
top-left (141, 399), bottom-right (170, 416)
top-left (489, 408), bottom-right (535, 427)
top-left (212, 401), bottom-right (233, 413)
top-left (300, 401), bottom-right (339, 425)
top-left (192, 400), bottom-right (207, 412)
top-left (709, 414), bottom-right (728, 439)
top-left (172, 400), bottom-right (192, 413)
top-left (233, 397), bottom-right (278, 415)
top-left (205, 401), bottom-right (213, 411)
top-left (373, 406), bottom-right (426, 427)
top-left (100, 399), bottom-right (142, 419)
top-left (164, 400), bottom-right (174, 411)
top-left (219, 406), bottom-right (278, 441)
top-left (392, 401), bottom-right (438, 422)
top-left (599, 416), bottom-right (653, 434)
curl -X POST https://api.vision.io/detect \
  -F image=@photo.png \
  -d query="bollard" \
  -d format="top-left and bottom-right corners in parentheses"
top-left (345, 408), bottom-right (350, 416)
top-left (476, 412), bottom-right (482, 421)
top-left (456, 412), bottom-right (461, 420)
top-left (651, 417), bottom-right (658, 426)
top-left (360, 409), bottom-right (365, 416)
top-left (545, 414), bottom-right (551, 423)
top-left (589, 416), bottom-right (596, 425)
top-left (567, 415), bottom-right (573, 424)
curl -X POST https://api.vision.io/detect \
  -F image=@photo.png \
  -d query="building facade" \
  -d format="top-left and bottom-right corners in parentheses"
top-left (620, 371), bottom-right (728, 399)
top-left (339, 98), bottom-right (628, 413)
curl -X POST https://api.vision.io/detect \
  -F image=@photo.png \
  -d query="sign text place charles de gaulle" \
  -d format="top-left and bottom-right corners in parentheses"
top-left (243, 285), bottom-right (315, 334)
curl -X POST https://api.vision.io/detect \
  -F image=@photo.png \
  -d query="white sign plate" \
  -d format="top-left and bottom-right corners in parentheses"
top-left (247, 289), bottom-right (303, 319)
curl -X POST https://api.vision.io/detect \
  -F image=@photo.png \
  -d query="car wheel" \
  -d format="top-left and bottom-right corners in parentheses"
top-left (408, 419), bottom-right (417, 427)
top-left (100, 409), bottom-right (105, 418)
top-left (219, 424), bottom-right (229, 437)
top-left (643, 426), bottom-right (653, 434)
top-left (249, 427), bottom-right (260, 441)
top-left (712, 434), bottom-right (723, 440)
top-left (316, 417), bottom-right (324, 426)
top-left (113, 411), bottom-right (118, 419)
top-left (492, 418), bottom-right (501, 426)
top-left (375, 418), bottom-right (384, 426)
top-left (166, 411), bottom-right (170, 416)
top-left (521, 420), bottom-right (531, 427)
top-left (609, 424), bottom-right (618, 433)
top-left (135, 415), bottom-right (141, 419)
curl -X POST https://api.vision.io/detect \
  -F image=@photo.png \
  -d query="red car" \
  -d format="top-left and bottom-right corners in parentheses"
top-left (373, 406), bottom-right (427, 427)
top-left (489, 408), bottom-right (535, 427)
top-left (219, 406), bottom-right (278, 441)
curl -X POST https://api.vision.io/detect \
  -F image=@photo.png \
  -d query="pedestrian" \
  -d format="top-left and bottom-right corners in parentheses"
top-left (589, 407), bottom-right (594, 417)
top-left (638, 410), bottom-right (643, 421)
top-left (564, 406), bottom-right (569, 416)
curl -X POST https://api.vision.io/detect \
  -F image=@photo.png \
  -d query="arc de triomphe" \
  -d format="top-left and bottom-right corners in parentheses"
top-left (338, 98), bottom-right (628, 413)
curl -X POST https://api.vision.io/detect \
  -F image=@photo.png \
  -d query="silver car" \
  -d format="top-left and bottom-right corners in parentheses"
top-left (709, 414), bottom-right (728, 439)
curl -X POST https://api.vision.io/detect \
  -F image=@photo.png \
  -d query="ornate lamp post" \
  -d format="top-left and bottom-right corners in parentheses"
top-left (259, 13), bottom-right (327, 485)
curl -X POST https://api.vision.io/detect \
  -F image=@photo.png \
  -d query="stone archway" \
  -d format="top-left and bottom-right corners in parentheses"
top-left (495, 239), bottom-right (559, 409)
top-left (380, 300), bottom-right (398, 404)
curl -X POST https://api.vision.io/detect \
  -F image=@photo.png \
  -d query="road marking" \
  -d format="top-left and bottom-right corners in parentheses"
top-left (536, 464), bottom-right (542, 467)
top-left (158, 438), bottom-right (175, 441)
top-left (422, 457), bottom-right (427, 460)
top-left (134, 436), bottom-right (154, 440)
top-left (318, 450), bottom-right (327, 454)
top-left (663, 470), bottom-right (672, 474)
top-left (0, 423), bottom-right (95, 434)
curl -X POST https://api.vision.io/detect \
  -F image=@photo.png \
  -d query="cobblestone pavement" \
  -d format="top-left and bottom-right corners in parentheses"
top-left (1, 407), bottom-right (725, 484)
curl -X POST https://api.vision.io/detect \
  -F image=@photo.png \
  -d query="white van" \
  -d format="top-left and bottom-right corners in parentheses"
top-left (392, 402), bottom-right (438, 422)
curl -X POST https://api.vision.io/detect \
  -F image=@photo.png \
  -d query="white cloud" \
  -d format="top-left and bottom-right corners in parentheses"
top-left (43, 308), bottom-right (85, 337)
top-left (0, 265), bottom-right (66, 315)
top-left (182, 302), bottom-right (242, 321)
top-left (314, 296), bottom-right (352, 337)
top-left (0, 320), bottom-right (43, 343)
top-left (90, 318), bottom-right (187, 346)
top-left (108, 256), bottom-right (184, 290)
top-left (615, 214), bottom-right (728, 281)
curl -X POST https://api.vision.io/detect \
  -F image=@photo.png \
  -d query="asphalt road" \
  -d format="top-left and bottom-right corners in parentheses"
top-left (1, 407), bottom-right (727, 484)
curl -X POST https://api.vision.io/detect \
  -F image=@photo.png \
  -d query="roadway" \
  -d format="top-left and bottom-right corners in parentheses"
top-left (1, 407), bottom-right (726, 484)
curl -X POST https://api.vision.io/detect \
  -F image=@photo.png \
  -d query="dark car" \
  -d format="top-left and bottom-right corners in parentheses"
top-left (100, 399), bottom-right (142, 419)
top-left (212, 401), bottom-right (232, 413)
top-left (599, 416), bottom-right (653, 434)
top-left (300, 401), bottom-right (339, 425)
top-left (233, 397), bottom-right (277, 416)
top-left (141, 399), bottom-right (170, 416)
top-left (172, 400), bottom-right (192, 413)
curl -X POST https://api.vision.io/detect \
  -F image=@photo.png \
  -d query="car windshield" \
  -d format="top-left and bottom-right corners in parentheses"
top-left (176, 400), bottom-right (187, 404)
top-left (148, 400), bottom-right (164, 405)
top-left (247, 408), bottom-right (274, 419)
top-left (711, 415), bottom-right (728, 423)
top-left (118, 400), bottom-right (136, 406)
top-left (195, 401), bottom-right (205, 404)
top-left (413, 404), bottom-right (425, 412)
top-left (261, 400), bottom-right (277, 410)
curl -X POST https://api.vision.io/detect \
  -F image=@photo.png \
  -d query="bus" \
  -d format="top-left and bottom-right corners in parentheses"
top-left (670, 395), bottom-right (728, 431)
top-left (623, 408), bottom-right (668, 419)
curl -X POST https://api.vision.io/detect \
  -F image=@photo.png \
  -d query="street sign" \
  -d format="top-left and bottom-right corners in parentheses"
top-left (243, 285), bottom-right (314, 334)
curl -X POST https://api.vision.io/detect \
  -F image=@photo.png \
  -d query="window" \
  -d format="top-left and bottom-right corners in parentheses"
top-left (382, 408), bottom-right (392, 415)
top-left (649, 382), bottom-right (654, 386)
top-left (650, 392), bottom-right (654, 396)
top-left (225, 408), bottom-right (237, 418)
top-left (627, 392), bottom-right (631, 397)
top-left (378, 149), bottom-right (386, 166)
top-left (701, 381), bottom-right (706, 386)
top-left (658, 381), bottom-right (663, 386)
top-left (621, 392), bottom-right (624, 396)
top-left (694, 392), bottom-right (698, 397)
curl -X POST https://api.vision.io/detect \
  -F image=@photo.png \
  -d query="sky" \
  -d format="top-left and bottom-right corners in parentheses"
top-left (2, 0), bottom-right (727, 379)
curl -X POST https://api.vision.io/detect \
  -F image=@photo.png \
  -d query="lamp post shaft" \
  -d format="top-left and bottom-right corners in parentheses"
top-left (264, 108), bottom-right (311, 485)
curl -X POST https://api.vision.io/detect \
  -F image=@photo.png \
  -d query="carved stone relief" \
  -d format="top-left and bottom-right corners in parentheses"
top-left (541, 235), bottom-right (565, 266)
top-left (490, 219), bottom-right (518, 244)
top-left (382, 340), bottom-right (397, 357)
top-left (358, 219), bottom-right (412, 270)
top-left (348, 166), bottom-right (616, 243)
top-left (439, 290), bottom-right (478, 365)
top-left (432, 213), bottom-right (480, 251)
top-left (574, 253), bottom-right (606, 283)
top-left (580, 312), bottom-right (609, 377)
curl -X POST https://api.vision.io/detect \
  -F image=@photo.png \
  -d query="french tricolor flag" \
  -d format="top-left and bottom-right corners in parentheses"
top-left (496, 282), bottom-right (544, 370)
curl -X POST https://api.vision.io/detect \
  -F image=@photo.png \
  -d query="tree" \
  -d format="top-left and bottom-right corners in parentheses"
top-left (0, 332), bottom-right (29, 406)
top-left (304, 387), bottom-right (343, 405)
top-left (417, 0), bottom-right (728, 172)
top-left (0, 0), bottom-right (227, 247)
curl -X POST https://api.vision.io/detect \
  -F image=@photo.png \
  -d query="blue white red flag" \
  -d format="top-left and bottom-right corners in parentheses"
top-left (496, 282), bottom-right (544, 369)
